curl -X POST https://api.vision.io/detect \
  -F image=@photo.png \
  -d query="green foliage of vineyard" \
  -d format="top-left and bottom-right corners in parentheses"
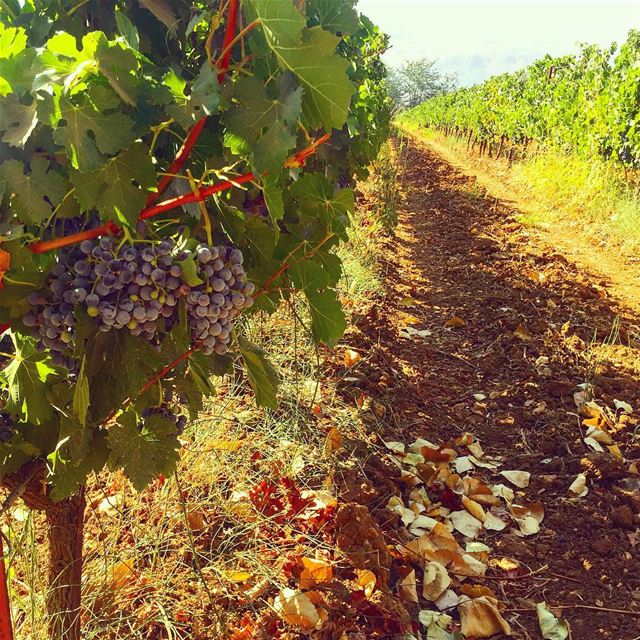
top-left (0, 0), bottom-right (391, 501)
top-left (402, 30), bottom-right (640, 169)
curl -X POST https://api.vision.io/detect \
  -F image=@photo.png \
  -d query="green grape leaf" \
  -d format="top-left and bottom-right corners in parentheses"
top-left (248, 0), bottom-right (354, 130)
top-left (0, 95), bottom-right (37, 147)
top-left (2, 334), bottom-right (58, 424)
top-left (72, 356), bottom-right (90, 425)
top-left (95, 37), bottom-right (139, 106)
top-left (53, 95), bottom-right (135, 171)
top-left (309, 0), bottom-right (360, 34)
top-left (288, 259), bottom-right (329, 292)
top-left (306, 288), bottom-right (345, 346)
top-left (290, 173), bottom-right (354, 238)
top-left (0, 23), bottom-right (27, 59)
top-left (224, 76), bottom-right (302, 173)
top-left (0, 24), bottom-right (39, 96)
top-left (0, 435), bottom-right (40, 479)
top-left (262, 174), bottom-right (285, 222)
top-left (84, 328), bottom-right (164, 422)
top-left (115, 10), bottom-right (140, 50)
top-left (176, 254), bottom-right (204, 286)
top-left (40, 31), bottom-right (102, 85)
top-left (0, 157), bottom-right (68, 224)
top-left (107, 410), bottom-right (180, 491)
top-left (164, 64), bottom-right (220, 129)
top-left (237, 336), bottom-right (279, 409)
top-left (70, 143), bottom-right (156, 227)
top-left (216, 201), bottom-right (246, 244)
top-left (49, 430), bottom-right (109, 501)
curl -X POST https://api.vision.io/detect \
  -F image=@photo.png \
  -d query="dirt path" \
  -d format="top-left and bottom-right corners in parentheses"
top-left (342, 137), bottom-right (640, 638)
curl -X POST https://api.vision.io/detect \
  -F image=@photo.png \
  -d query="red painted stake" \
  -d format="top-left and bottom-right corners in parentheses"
top-left (0, 542), bottom-right (13, 640)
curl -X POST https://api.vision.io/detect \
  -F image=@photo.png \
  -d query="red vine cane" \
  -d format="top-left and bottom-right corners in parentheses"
top-left (0, 538), bottom-right (13, 640)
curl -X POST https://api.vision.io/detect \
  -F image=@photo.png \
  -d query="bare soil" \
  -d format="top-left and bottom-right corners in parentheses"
top-left (335, 136), bottom-right (640, 639)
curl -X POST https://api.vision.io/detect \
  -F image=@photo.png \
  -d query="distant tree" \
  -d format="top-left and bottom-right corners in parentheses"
top-left (388, 58), bottom-right (457, 109)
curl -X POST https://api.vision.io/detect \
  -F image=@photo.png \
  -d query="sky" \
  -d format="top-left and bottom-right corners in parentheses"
top-left (358, 0), bottom-right (640, 86)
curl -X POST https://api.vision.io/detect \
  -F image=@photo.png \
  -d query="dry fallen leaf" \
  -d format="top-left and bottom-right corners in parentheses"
top-left (187, 509), bottom-right (207, 531)
top-left (211, 439), bottom-right (245, 452)
top-left (97, 494), bottom-right (124, 516)
top-left (398, 296), bottom-right (419, 308)
top-left (536, 601), bottom-right (569, 640)
top-left (513, 323), bottom-right (532, 340)
top-left (614, 399), bottom-right (633, 414)
top-left (324, 427), bottom-right (342, 455)
top-left (496, 557), bottom-right (520, 571)
top-left (299, 558), bottom-right (333, 589)
top-left (274, 588), bottom-right (321, 630)
top-left (450, 510), bottom-right (483, 539)
top-left (484, 512), bottom-right (508, 531)
top-left (355, 569), bottom-right (376, 598)
top-left (110, 560), bottom-right (137, 590)
top-left (422, 561), bottom-right (451, 601)
top-left (344, 348), bottom-right (362, 368)
top-left (220, 569), bottom-right (253, 584)
top-left (418, 610), bottom-right (453, 635)
top-left (398, 568), bottom-right (419, 603)
top-left (462, 495), bottom-right (486, 522)
top-left (500, 470), bottom-right (531, 488)
top-left (445, 315), bottom-right (466, 328)
top-left (568, 473), bottom-right (588, 497)
top-left (458, 595), bottom-right (512, 638)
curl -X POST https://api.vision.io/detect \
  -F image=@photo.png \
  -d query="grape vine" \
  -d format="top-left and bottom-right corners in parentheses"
top-left (401, 30), bottom-right (640, 169)
top-left (0, 1), bottom-right (391, 636)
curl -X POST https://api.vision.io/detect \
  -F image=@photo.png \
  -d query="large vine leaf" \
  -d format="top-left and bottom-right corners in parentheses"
top-left (70, 142), bottom-right (156, 227)
top-left (49, 430), bottom-right (109, 501)
top-left (224, 76), bottom-right (303, 173)
top-left (95, 37), bottom-right (139, 106)
top-left (39, 31), bottom-right (102, 86)
top-left (306, 288), bottom-right (346, 346)
top-left (308, 0), bottom-right (360, 35)
top-left (0, 156), bottom-right (68, 224)
top-left (238, 336), bottom-right (279, 409)
top-left (290, 173), bottom-right (354, 238)
top-left (53, 95), bottom-right (135, 171)
top-left (0, 23), bottom-right (39, 96)
top-left (1, 334), bottom-right (58, 424)
top-left (164, 63), bottom-right (220, 128)
top-left (84, 328), bottom-right (164, 422)
top-left (0, 94), bottom-right (37, 147)
top-left (248, 0), bottom-right (354, 130)
top-left (107, 411), bottom-right (181, 491)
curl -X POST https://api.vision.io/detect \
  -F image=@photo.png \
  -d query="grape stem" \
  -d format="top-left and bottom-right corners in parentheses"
top-left (101, 345), bottom-right (200, 426)
top-left (186, 169), bottom-right (214, 246)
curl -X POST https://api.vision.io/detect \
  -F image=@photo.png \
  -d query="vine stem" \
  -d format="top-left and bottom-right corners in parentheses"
top-left (28, 221), bottom-right (120, 255)
top-left (217, 0), bottom-right (240, 82)
top-left (146, 0), bottom-right (239, 206)
top-left (145, 117), bottom-right (208, 207)
top-left (101, 346), bottom-right (199, 427)
top-left (215, 18), bottom-right (260, 71)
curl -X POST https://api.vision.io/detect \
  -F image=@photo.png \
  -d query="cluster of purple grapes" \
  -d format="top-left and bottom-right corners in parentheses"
top-left (23, 237), bottom-right (255, 368)
top-left (141, 404), bottom-right (187, 435)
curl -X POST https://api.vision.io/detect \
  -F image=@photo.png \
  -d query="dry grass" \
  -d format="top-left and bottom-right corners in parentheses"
top-left (1, 201), bottom-right (387, 640)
